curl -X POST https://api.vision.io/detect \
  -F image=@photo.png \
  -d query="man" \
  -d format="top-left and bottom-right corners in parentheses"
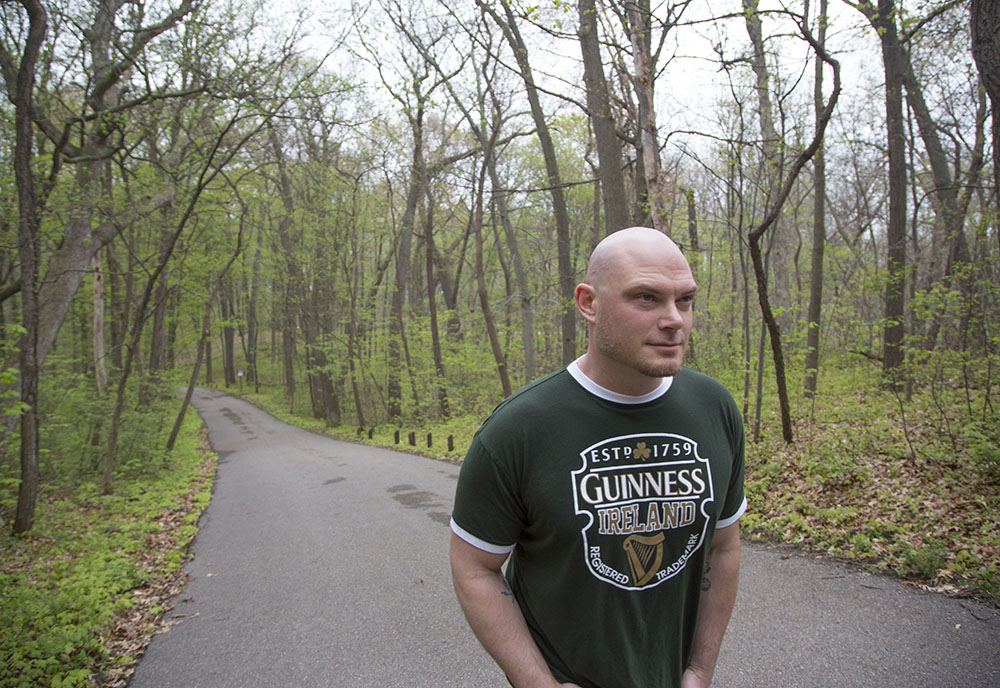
top-left (450, 227), bottom-right (746, 688)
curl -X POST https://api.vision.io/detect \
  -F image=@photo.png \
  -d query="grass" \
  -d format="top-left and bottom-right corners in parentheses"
top-left (0, 412), bottom-right (216, 688)
top-left (240, 389), bottom-right (482, 463)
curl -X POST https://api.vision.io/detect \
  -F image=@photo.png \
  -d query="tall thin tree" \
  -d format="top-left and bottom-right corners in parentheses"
top-left (855, 0), bottom-right (907, 385)
top-left (480, 0), bottom-right (577, 366)
top-left (578, 0), bottom-right (630, 234)
top-left (805, 0), bottom-right (829, 398)
top-left (3, 0), bottom-right (46, 533)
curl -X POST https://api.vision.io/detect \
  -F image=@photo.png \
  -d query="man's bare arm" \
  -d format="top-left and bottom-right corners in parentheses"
top-left (450, 532), bottom-right (579, 688)
top-left (681, 521), bottom-right (741, 688)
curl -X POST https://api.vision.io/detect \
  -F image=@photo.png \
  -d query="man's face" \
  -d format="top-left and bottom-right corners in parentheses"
top-left (580, 236), bottom-right (696, 395)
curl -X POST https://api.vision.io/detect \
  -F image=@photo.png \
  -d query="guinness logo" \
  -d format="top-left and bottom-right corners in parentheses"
top-left (572, 433), bottom-right (714, 590)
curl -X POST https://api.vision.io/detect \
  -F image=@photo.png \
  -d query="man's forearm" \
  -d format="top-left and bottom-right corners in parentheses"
top-left (683, 523), bottom-right (741, 687)
top-left (454, 568), bottom-right (563, 687)
top-left (450, 534), bottom-right (573, 688)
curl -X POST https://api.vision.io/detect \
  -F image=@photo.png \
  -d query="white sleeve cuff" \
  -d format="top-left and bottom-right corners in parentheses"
top-left (450, 518), bottom-right (516, 554)
top-left (716, 496), bottom-right (748, 529)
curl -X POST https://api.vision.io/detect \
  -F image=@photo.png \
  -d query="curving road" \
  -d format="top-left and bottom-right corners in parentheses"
top-left (129, 388), bottom-right (1000, 687)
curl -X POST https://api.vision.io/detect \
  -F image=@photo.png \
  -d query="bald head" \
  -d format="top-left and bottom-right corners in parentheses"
top-left (574, 227), bottom-right (697, 394)
top-left (585, 227), bottom-right (688, 289)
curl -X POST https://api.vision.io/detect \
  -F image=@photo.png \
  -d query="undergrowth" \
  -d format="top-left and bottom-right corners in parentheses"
top-left (0, 413), bottom-right (216, 688)
top-left (741, 383), bottom-right (1000, 604)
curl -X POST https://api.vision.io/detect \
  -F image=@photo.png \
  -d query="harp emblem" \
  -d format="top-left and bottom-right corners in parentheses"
top-left (623, 532), bottom-right (665, 585)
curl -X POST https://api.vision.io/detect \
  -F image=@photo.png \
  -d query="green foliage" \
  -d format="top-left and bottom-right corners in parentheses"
top-left (1, 325), bottom-right (28, 421)
top-left (964, 420), bottom-right (1000, 480)
top-left (240, 379), bottom-right (481, 463)
top-left (32, 356), bottom-right (179, 486)
top-left (741, 354), bottom-right (1000, 603)
top-left (0, 412), bottom-right (215, 687)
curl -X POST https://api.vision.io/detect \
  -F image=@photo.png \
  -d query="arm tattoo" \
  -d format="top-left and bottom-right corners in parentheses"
top-left (500, 575), bottom-right (516, 602)
top-left (701, 562), bottom-right (712, 592)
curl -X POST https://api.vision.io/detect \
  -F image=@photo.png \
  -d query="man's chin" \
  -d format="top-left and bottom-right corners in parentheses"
top-left (639, 359), bottom-right (683, 378)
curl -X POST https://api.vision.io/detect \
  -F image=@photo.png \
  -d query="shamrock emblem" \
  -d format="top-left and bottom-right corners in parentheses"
top-left (635, 441), bottom-right (651, 461)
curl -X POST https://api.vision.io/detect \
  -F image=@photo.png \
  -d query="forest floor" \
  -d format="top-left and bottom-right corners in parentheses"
top-left (0, 416), bottom-right (216, 688)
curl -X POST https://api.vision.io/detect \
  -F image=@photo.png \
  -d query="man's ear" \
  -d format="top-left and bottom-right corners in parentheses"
top-left (575, 283), bottom-right (597, 322)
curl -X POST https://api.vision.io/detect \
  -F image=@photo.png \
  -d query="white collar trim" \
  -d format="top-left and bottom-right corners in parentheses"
top-left (567, 358), bottom-right (673, 404)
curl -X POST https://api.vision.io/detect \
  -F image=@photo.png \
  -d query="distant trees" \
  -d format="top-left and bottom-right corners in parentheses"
top-left (1, 0), bottom-right (996, 531)
top-left (0, 0), bottom-right (325, 526)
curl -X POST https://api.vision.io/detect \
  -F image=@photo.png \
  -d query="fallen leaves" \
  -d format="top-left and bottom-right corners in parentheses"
top-left (743, 393), bottom-right (1000, 607)
top-left (100, 454), bottom-right (215, 687)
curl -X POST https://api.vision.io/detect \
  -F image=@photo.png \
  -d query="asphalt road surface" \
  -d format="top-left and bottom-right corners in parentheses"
top-left (129, 388), bottom-right (1000, 687)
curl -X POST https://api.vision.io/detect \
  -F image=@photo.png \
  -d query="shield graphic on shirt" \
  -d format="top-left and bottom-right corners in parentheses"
top-left (571, 433), bottom-right (714, 590)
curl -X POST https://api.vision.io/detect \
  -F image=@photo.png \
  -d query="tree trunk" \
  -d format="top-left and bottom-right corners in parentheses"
top-left (423, 188), bottom-right (450, 419)
top-left (147, 230), bottom-right (172, 384)
top-left (743, 0), bottom-right (791, 323)
top-left (486, 0), bottom-right (576, 366)
top-left (578, 0), bottom-right (631, 234)
top-left (92, 253), bottom-right (107, 396)
top-left (282, 307), bottom-right (296, 402)
top-left (625, 0), bottom-right (670, 232)
top-left (221, 288), bottom-right (236, 387)
top-left (89, 252), bottom-right (108, 471)
top-left (804, 0), bottom-right (829, 398)
top-left (971, 0), bottom-right (1000, 210)
top-left (9, 0), bottom-right (46, 534)
top-left (148, 281), bottom-right (169, 374)
top-left (868, 0), bottom-right (908, 385)
top-left (389, 160), bottom-right (420, 421)
top-left (474, 158), bottom-right (512, 399)
top-left (106, 244), bottom-right (125, 374)
top-left (246, 226), bottom-right (262, 390)
top-left (347, 222), bottom-right (367, 428)
top-left (169, 302), bottom-right (210, 454)
top-left (306, 279), bottom-right (340, 426)
top-left (684, 188), bottom-right (699, 258)
top-left (434, 237), bottom-right (465, 341)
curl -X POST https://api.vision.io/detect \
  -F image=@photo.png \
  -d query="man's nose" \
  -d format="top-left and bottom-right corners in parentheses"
top-left (658, 302), bottom-right (683, 329)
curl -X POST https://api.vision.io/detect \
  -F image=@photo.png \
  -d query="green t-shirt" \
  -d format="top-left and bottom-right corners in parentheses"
top-left (451, 361), bottom-right (746, 688)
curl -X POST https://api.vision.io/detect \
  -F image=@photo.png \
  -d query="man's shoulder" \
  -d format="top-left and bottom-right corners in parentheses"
top-left (468, 367), bottom-right (577, 456)
top-left (675, 366), bottom-right (733, 397)
top-left (674, 368), bottom-right (744, 440)
top-left (673, 368), bottom-right (742, 423)
top-left (489, 367), bottom-right (576, 417)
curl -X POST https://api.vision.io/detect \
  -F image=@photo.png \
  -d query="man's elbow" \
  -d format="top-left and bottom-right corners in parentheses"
top-left (709, 522), bottom-right (741, 561)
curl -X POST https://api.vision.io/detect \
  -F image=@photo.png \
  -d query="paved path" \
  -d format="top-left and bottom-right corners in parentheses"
top-left (130, 389), bottom-right (1000, 687)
